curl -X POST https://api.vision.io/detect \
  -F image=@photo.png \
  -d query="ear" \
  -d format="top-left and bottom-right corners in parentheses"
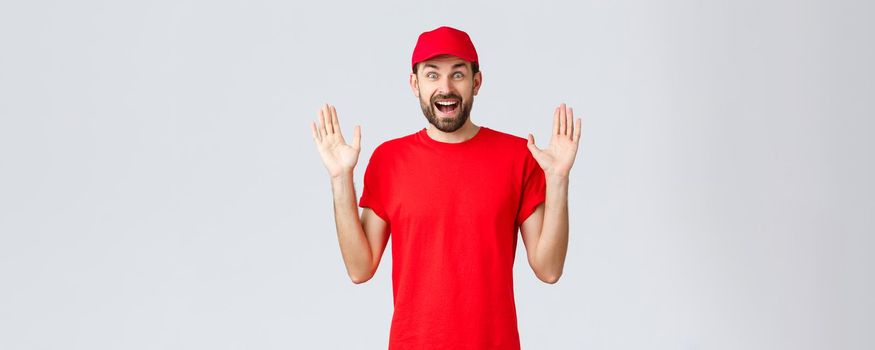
top-left (472, 71), bottom-right (483, 96)
top-left (409, 72), bottom-right (420, 98)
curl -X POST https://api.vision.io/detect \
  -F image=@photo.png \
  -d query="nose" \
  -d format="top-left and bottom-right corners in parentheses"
top-left (437, 76), bottom-right (453, 95)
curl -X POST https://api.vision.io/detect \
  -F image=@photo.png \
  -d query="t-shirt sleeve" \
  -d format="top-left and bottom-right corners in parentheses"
top-left (358, 146), bottom-right (390, 223)
top-left (516, 148), bottom-right (547, 227)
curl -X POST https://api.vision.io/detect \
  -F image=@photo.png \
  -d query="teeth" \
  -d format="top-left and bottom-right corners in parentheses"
top-left (436, 101), bottom-right (458, 106)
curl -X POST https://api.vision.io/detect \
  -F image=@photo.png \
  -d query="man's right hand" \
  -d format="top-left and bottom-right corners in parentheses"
top-left (311, 103), bottom-right (361, 178)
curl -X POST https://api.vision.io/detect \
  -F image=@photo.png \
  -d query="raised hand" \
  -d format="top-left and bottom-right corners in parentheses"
top-left (526, 103), bottom-right (582, 177)
top-left (311, 103), bottom-right (362, 178)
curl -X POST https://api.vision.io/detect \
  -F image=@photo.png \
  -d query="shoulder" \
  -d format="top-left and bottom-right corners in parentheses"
top-left (481, 127), bottom-right (530, 152)
top-left (483, 126), bottom-right (527, 143)
top-left (370, 129), bottom-right (420, 158)
top-left (481, 127), bottom-right (542, 175)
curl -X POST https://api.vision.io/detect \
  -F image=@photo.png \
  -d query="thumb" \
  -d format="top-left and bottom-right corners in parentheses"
top-left (526, 133), bottom-right (540, 153)
top-left (352, 125), bottom-right (361, 149)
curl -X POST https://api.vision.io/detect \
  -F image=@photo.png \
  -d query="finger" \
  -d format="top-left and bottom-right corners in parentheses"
top-left (324, 103), bottom-right (334, 134)
top-left (317, 108), bottom-right (327, 136)
top-left (320, 104), bottom-right (331, 135)
top-left (567, 106), bottom-right (574, 140)
top-left (331, 105), bottom-right (341, 136)
top-left (331, 105), bottom-right (345, 143)
top-left (352, 125), bottom-right (361, 149)
top-left (573, 118), bottom-right (582, 143)
top-left (527, 133), bottom-right (540, 153)
top-left (559, 103), bottom-right (567, 135)
top-left (311, 121), bottom-right (321, 143)
top-left (552, 107), bottom-right (560, 135)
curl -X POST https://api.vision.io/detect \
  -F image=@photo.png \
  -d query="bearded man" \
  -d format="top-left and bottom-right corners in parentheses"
top-left (311, 26), bottom-right (582, 349)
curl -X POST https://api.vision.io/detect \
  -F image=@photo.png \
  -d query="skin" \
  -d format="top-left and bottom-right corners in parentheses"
top-left (310, 55), bottom-right (582, 284)
top-left (409, 55), bottom-right (481, 142)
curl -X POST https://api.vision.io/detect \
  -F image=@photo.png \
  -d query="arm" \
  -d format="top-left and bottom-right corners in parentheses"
top-left (312, 103), bottom-right (390, 284)
top-left (521, 103), bottom-right (582, 284)
top-left (330, 173), bottom-right (390, 284)
top-left (519, 175), bottom-right (569, 284)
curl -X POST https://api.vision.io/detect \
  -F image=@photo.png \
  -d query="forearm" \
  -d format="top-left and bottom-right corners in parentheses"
top-left (535, 173), bottom-right (570, 282)
top-left (330, 171), bottom-right (373, 282)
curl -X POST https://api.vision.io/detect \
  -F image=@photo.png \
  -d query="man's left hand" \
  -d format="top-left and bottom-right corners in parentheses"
top-left (526, 103), bottom-right (582, 177)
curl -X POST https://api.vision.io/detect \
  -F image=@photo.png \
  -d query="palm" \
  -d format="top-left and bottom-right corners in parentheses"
top-left (527, 103), bottom-right (582, 177)
top-left (311, 103), bottom-right (362, 178)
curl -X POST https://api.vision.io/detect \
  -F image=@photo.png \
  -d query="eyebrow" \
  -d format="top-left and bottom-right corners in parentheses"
top-left (423, 62), bottom-right (470, 71)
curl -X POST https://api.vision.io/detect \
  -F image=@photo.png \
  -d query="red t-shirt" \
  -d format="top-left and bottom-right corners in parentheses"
top-left (359, 126), bottom-right (546, 350)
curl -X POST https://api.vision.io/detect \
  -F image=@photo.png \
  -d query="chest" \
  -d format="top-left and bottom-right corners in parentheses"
top-left (386, 152), bottom-right (522, 223)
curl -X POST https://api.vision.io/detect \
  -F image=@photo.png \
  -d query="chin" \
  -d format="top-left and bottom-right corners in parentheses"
top-left (419, 95), bottom-right (472, 133)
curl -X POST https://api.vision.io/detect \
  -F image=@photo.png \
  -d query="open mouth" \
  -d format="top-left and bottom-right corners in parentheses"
top-left (434, 99), bottom-right (460, 115)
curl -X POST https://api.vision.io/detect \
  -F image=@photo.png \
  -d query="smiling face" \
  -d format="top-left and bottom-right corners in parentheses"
top-left (410, 55), bottom-right (482, 133)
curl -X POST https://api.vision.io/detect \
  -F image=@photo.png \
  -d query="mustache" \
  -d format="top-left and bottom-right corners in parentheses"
top-left (431, 93), bottom-right (462, 103)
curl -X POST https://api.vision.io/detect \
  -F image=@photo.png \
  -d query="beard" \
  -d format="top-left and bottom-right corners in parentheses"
top-left (418, 90), bottom-right (473, 133)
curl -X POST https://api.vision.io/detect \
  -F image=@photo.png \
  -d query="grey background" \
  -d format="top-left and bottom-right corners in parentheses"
top-left (1, 0), bottom-right (872, 349)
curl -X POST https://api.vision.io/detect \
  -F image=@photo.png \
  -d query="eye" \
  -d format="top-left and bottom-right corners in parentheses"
top-left (453, 72), bottom-right (464, 79)
top-left (426, 72), bottom-right (437, 79)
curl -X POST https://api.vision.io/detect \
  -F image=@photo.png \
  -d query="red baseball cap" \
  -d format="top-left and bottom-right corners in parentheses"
top-left (411, 26), bottom-right (479, 71)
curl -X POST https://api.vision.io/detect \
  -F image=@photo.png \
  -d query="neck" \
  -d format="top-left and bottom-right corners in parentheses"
top-left (426, 120), bottom-right (480, 143)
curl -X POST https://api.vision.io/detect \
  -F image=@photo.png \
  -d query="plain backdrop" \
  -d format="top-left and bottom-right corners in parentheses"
top-left (1, 0), bottom-right (873, 349)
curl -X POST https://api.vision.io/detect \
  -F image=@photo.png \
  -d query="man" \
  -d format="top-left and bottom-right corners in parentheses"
top-left (310, 26), bottom-right (581, 349)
